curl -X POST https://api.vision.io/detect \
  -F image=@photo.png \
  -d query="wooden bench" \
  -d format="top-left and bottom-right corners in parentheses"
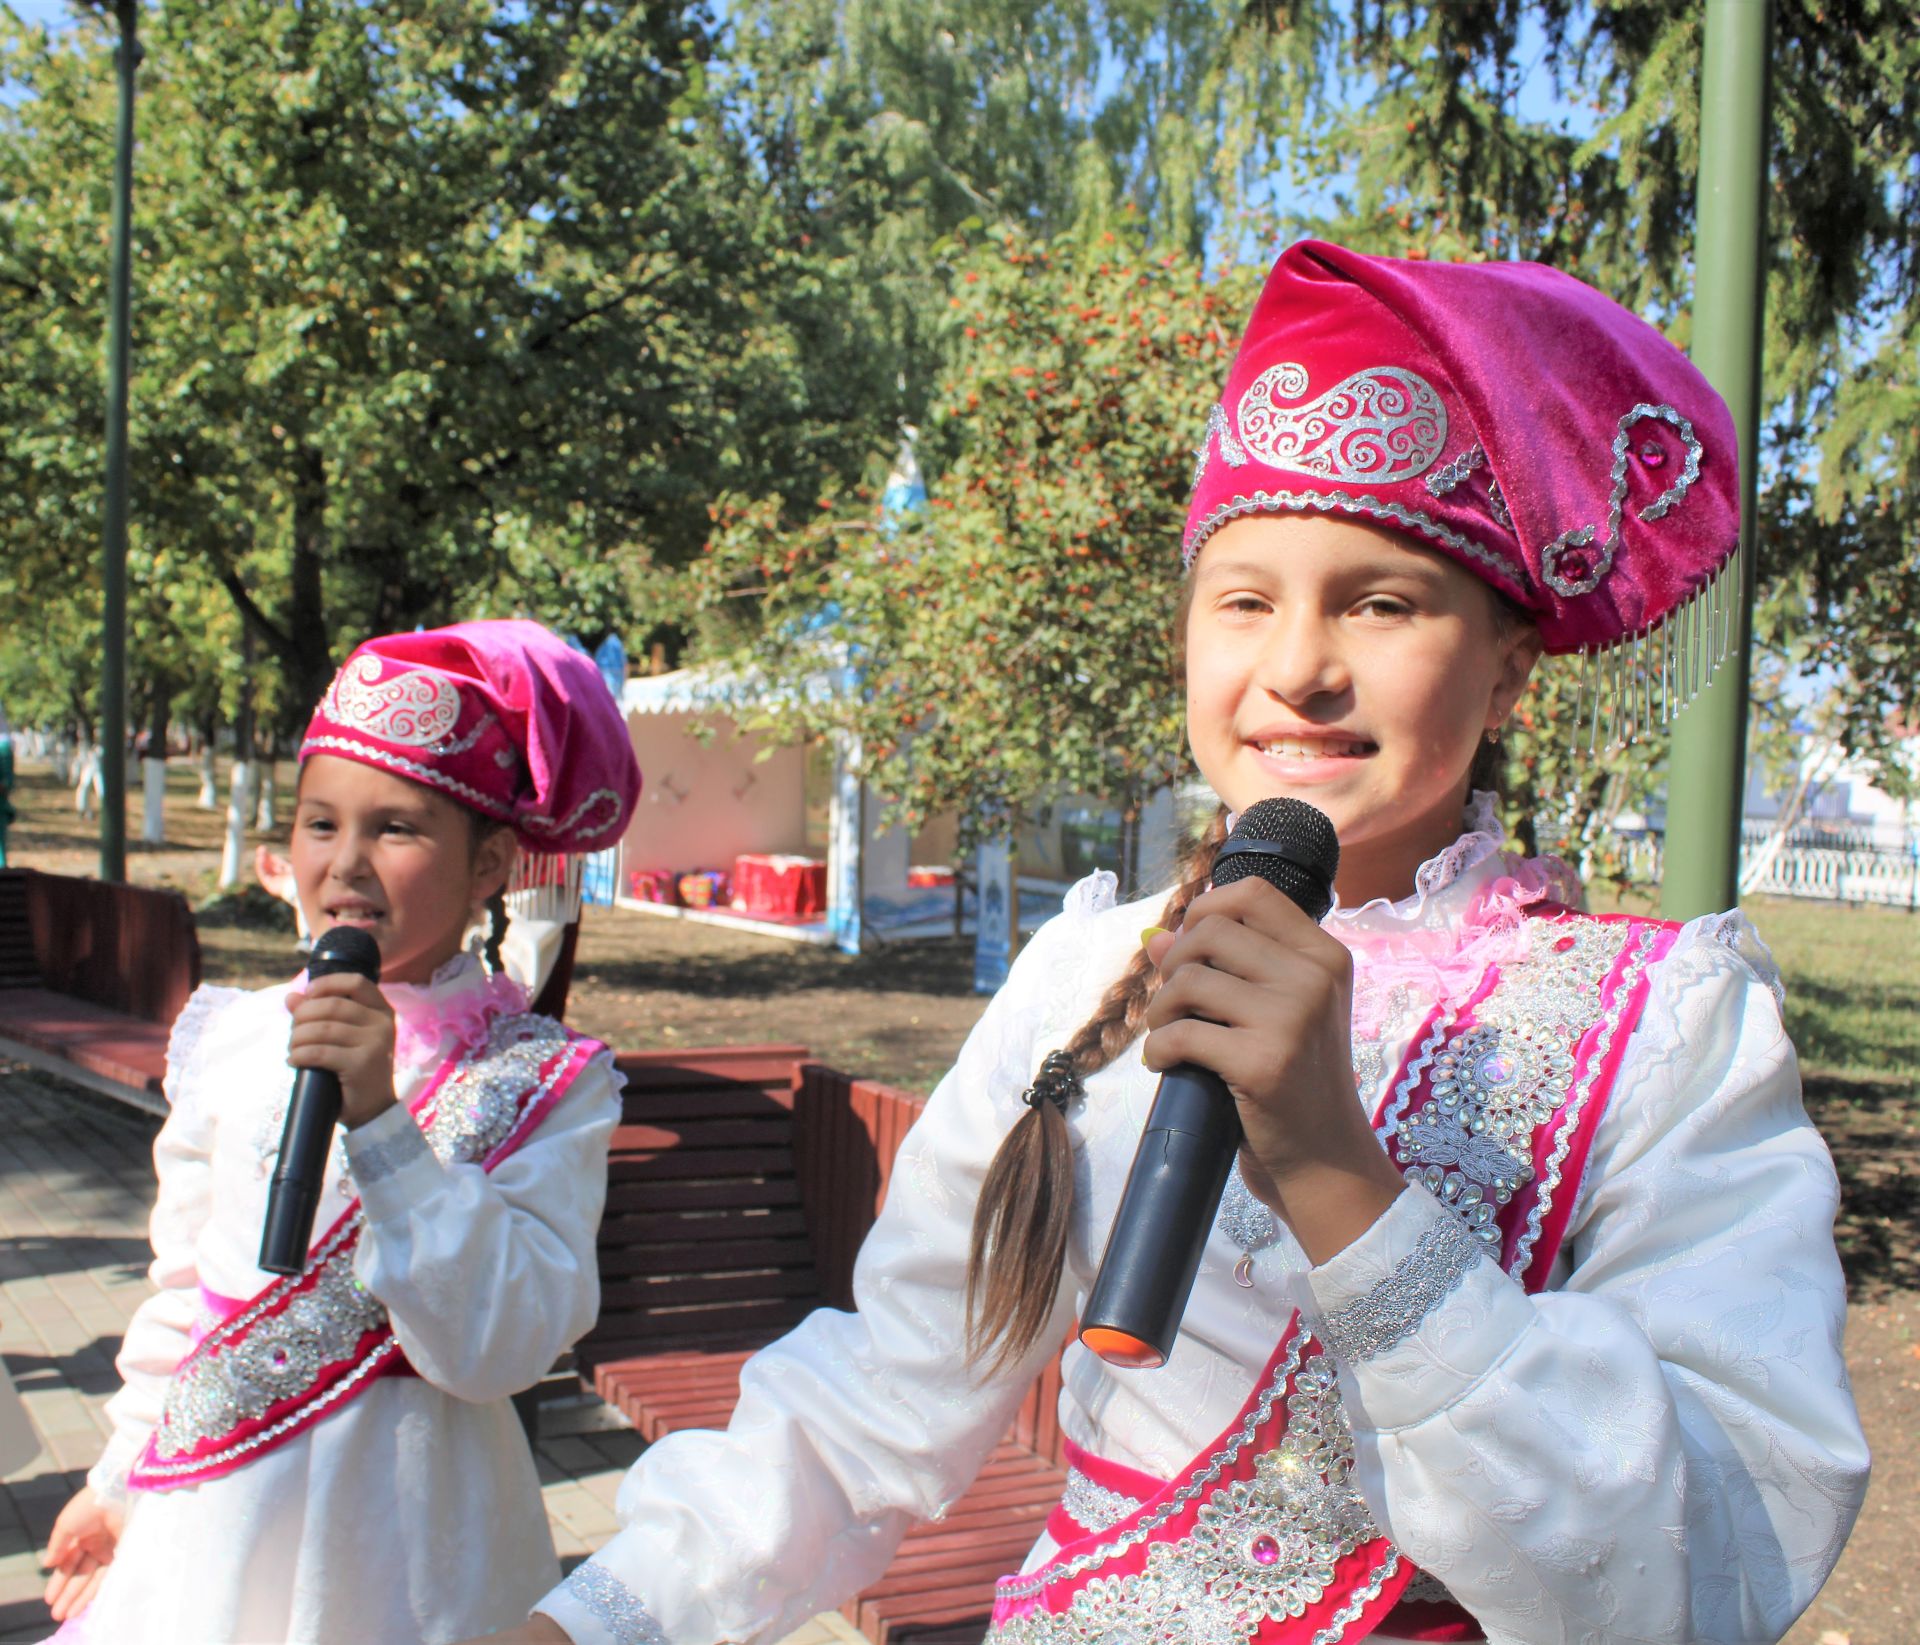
top-left (577, 1048), bottom-right (1067, 1645)
top-left (0, 868), bottom-right (202, 1114)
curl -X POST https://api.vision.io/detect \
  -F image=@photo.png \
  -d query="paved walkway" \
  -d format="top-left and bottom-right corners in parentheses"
top-left (0, 1063), bottom-right (864, 1645)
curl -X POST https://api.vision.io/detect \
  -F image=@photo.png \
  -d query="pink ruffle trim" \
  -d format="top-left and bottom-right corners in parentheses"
top-left (1334, 855), bottom-right (1582, 1036)
top-left (388, 969), bottom-right (530, 1068)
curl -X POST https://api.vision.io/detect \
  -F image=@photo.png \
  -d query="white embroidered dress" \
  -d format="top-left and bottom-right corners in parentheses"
top-left (70, 954), bottom-right (622, 1645)
top-left (537, 806), bottom-right (1867, 1645)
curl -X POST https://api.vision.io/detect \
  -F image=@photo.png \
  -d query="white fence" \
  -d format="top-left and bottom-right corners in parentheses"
top-left (1616, 834), bottom-right (1920, 910)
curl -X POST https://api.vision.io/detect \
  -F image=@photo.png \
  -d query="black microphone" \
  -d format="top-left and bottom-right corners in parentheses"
top-left (259, 925), bottom-right (383, 1276)
top-left (1078, 798), bottom-right (1340, 1368)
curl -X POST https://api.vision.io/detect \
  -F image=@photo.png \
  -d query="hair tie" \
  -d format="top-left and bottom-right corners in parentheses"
top-left (1021, 1049), bottom-right (1084, 1115)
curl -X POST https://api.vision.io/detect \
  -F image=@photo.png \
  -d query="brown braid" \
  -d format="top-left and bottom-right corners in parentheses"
top-left (965, 804), bottom-right (1231, 1371)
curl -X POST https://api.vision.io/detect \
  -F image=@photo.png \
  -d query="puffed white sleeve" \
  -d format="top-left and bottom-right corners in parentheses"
top-left (88, 985), bottom-right (241, 1502)
top-left (532, 913), bottom-right (1087, 1645)
top-left (344, 1042), bottom-right (622, 1403)
top-left (1299, 913), bottom-right (1870, 1645)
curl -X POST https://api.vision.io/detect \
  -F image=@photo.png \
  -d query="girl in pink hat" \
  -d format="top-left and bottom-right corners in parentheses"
top-left (491, 248), bottom-right (1863, 1645)
top-left (42, 620), bottom-right (643, 1645)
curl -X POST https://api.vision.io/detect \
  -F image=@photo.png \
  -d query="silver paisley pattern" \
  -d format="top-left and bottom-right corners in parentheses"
top-left (1234, 362), bottom-right (1447, 486)
top-left (142, 1013), bottom-right (570, 1474)
top-left (1392, 920), bottom-right (1620, 1247)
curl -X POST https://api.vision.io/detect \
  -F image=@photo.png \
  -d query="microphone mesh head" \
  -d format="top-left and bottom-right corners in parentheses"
top-left (308, 925), bottom-right (383, 983)
top-left (1211, 798), bottom-right (1340, 923)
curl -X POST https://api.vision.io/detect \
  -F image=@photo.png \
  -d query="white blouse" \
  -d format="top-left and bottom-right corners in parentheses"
top-left (82, 955), bottom-right (622, 1645)
top-left (536, 816), bottom-right (1868, 1645)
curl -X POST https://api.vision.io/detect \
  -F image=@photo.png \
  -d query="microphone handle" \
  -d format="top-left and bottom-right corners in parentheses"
top-left (258, 1070), bottom-right (344, 1276)
top-left (1077, 1063), bottom-right (1241, 1368)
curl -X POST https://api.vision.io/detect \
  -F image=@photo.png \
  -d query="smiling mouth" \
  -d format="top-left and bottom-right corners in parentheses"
top-left (324, 905), bottom-right (385, 923)
top-left (1252, 737), bottom-right (1376, 759)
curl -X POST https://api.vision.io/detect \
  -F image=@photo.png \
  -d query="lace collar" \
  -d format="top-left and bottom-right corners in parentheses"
top-left (1324, 789), bottom-right (1516, 936)
top-left (380, 951), bottom-right (531, 1070)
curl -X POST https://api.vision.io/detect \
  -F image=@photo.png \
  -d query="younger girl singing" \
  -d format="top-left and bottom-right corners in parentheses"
top-left (43, 619), bottom-right (643, 1644)
top-left (504, 244), bottom-right (1867, 1645)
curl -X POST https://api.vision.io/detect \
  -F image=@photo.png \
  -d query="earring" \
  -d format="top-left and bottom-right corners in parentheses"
top-left (466, 905), bottom-right (489, 965)
top-left (1486, 724), bottom-right (1503, 745)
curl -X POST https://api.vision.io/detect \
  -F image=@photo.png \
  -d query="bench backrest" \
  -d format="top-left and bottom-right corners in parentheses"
top-left (0, 868), bottom-right (201, 1025)
top-left (588, 1044), bottom-right (821, 1361)
top-left (589, 1048), bottom-right (1069, 1470)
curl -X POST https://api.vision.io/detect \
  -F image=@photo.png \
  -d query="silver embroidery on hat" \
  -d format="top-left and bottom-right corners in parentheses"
top-left (1235, 362), bottom-right (1447, 487)
top-left (323, 656), bottom-right (463, 747)
top-left (1191, 403), bottom-right (1250, 491)
top-left (1540, 402), bottom-right (1703, 597)
top-left (1424, 442), bottom-right (1487, 497)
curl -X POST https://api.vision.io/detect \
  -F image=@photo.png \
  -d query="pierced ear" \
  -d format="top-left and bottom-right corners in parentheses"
top-left (1492, 623), bottom-right (1544, 726)
top-left (476, 831), bottom-right (518, 902)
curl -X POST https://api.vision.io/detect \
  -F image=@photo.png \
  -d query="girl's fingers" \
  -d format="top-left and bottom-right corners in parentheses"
top-left (1140, 963), bottom-right (1279, 1037)
top-left (1139, 1016), bottom-right (1261, 1089)
top-left (1155, 912), bottom-right (1294, 990)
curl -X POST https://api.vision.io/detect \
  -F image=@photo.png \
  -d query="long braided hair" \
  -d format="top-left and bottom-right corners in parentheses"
top-left (964, 804), bottom-right (1229, 1371)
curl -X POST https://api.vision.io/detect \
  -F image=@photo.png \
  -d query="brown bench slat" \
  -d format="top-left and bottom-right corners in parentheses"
top-left (599, 1267), bottom-right (824, 1309)
top-left (608, 1147), bottom-right (800, 1183)
top-left (598, 1206), bottom-right (810, 1243)
top-left (610, 1117), bottom-right (797, 1152)
top-left (600, 1177), bottom-right (804, 1214)
top-left (596, 1237), bottom-right (818, 1278)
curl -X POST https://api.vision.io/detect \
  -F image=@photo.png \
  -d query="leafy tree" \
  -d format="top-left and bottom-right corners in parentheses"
top-left (0, 0), bottom-right (895, 720)
top-left (685, 228), bottom-right (1255, 883)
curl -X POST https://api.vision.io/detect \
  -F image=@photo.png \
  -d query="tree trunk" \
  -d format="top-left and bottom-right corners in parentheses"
top-left (288, 445), bottom-right (334, 710)
top-left (198, 715), bottom-right (219, 808)
top-left (140, 682), bottom-right (171, 844)
top-left (255, 738), bottom-right (278, 832)
top-left (220, 633), bottom-right (257, 889)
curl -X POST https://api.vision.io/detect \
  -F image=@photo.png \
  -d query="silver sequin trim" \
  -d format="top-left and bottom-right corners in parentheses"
top-left (1540, 402), bottom-right (1703, 597)
top-left (300, 734), bottom-right (513, 819)
top-left (347, 1118), bottom-right (432, 1186)
top-left (1313, 1212), bottom-right (1485, 1364)
top-left (1183, 488), bottom-right (1525, 591)
top-left (1423, 441), bottom-right (1487, 497)
top-left (144, 1014), bottom-right (571, 1473)
top-left (563, 1563), bottom-right (669, 1645)
top-left (1511, 926), bottom-right (1659, 1278)
top-left (992, 1354), bottom-right (1387, 1645)
top-left (1191, 402), bottom-right (1249, 491)
top-left (1393, 919), bottom-right (1622, 1250)
top-left (1062, 1468), bottom-right (1145, 1535)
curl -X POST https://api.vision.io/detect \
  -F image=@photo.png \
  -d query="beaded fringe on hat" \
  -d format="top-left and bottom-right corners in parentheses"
top-left (1568, 543), bottom-right (1741, 755)
top-left (505, 851), bottom-right (584, 925)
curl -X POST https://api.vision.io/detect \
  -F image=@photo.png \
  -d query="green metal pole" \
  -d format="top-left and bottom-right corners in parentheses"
top-left (1661, 0), bottom-right (1773, 921)
top-left (98, 1), bottom-right (138, 883)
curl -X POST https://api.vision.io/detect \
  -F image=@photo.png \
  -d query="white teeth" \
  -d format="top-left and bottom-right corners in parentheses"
top-left (1257, 739), bottom-right (1369, 759)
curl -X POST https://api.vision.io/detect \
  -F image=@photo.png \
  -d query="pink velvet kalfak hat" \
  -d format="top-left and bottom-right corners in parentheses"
top-left (1185, 240), bottom-right (1741, 748)
top-left (300, 619), bottom-right (642, 853)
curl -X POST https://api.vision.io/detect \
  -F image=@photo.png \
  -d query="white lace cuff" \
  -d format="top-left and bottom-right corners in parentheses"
top-left (342, 1104), bottom-right (439, 1221)
top-left (1303, 1184), bottom-right (1536, 1431)
top-left (535, 1562), bottom-right (669, 1645)
top-left (1313, 1208), bottom-right (1485, 1363)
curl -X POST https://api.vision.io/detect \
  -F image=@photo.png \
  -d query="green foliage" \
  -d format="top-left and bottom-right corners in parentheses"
top-left (685, 228), bottom-right (1255, 849)
top-left (0, 0), bottom-right (894, 729)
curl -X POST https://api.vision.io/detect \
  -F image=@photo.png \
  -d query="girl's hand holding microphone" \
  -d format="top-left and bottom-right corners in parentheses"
top-left (285, 970), bottom-right (397, 1129)
top-left (1141, 877), bottom-right (1405, 1266)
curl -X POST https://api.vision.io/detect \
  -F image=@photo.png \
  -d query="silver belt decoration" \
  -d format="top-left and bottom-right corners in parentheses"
top-left (147, 1014), bottom-right (570, 1469)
